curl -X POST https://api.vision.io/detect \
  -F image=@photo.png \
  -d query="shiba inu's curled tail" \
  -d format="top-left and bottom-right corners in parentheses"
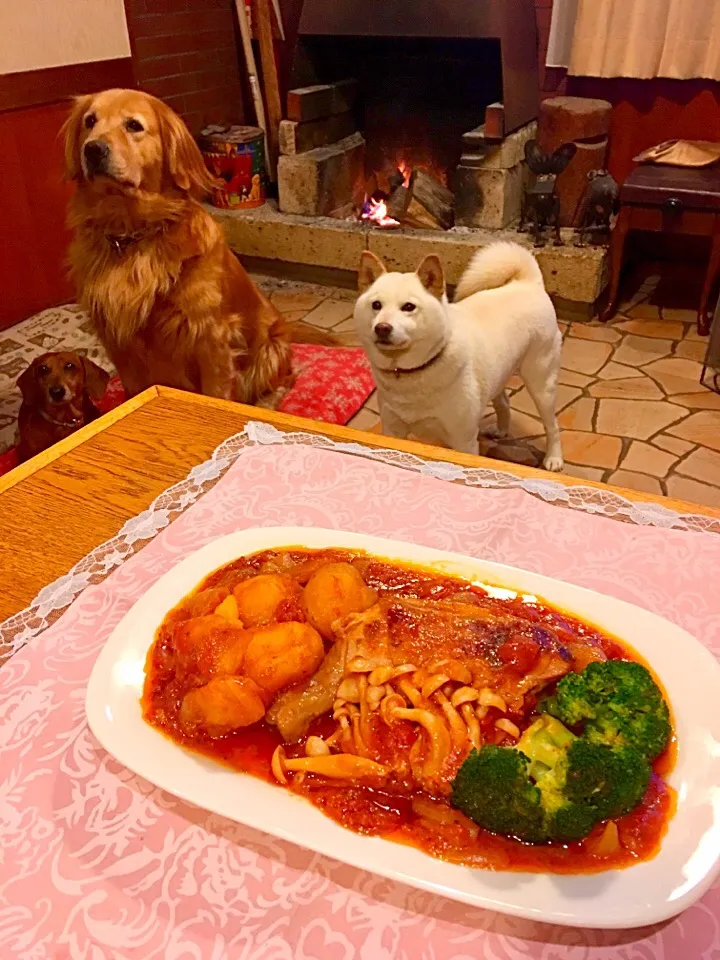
top-left (454, 242), bottom-right (544, 301)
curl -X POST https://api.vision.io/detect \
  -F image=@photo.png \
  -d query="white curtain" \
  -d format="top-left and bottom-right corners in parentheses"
top-left (548, 0), bottom-right (720, 81)
top-left (545, 0), bottom-right (579, 69)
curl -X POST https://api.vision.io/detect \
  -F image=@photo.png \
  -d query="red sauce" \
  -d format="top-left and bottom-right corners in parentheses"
top-left (142, 547), bottom-right (676, 874)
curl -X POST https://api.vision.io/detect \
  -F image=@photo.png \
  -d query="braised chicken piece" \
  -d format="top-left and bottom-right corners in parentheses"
top-left (243, 621), bottom-right (325, 697)
top-left (172, 614), bottom-right (249, 686)
top-left (302, 562), bottom-right (377, 639)
top-left (180, 676), bottom-right (267, 737)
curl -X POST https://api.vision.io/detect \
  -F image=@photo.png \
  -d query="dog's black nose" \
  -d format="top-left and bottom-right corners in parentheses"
top-left (374, 322), bottom-right (393, 343)
top-left (49, 385), bottom-right (66, 402)
top-left (84, 139), bottom-right (110, 171)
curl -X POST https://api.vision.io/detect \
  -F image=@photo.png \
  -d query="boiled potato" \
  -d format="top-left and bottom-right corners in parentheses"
top-left (166, 587), bottom-right (230, 625)
top-left (302, 563), bottom-right (377, 639)
top-left (214, 594), bottom-right (240, 621)
top-left (233, 574), bottom-right (301, 627)
top-left (243, 622), bottom-right (324, 697)
top-left (180, 676), bottom-right (266, 737)
top-left (172, 614), bottom-right (249, 684)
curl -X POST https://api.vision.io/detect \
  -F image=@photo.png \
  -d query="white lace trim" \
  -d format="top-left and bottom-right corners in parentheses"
top-left (2, 421), bottom-right (718, 661)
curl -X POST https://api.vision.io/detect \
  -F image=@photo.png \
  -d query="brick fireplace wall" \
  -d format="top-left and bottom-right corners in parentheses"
top-left (123, 0), bottom-right (246, 134)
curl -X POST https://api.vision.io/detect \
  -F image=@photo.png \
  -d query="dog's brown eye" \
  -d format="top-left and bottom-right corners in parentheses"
top-left (84, 113), bottom-right (97, 130)
top-left (401, 302), bottom-right (416, 312)
top-left (125, 118), bottom-right (144, 133)
top-left (64, 362), bottom-right (76, 372)
top-left (371, 300), bottom-right (382, 311)
top-left (37, 364), bottom-right (50, 376)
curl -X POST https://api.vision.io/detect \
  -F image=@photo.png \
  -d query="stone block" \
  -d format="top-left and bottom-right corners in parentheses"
top-left (461, 121), bottom-right (537, 170)
top-left (454, 163), bottom-right (526, 229)
top-left (286, 80), bottom-right (357, 123)
top-left (278, 132), bottom-right (366, 218)
top-left (537, 96), bottom-right (612, 153)
top-left (279, 113), bottom-right (356, 155)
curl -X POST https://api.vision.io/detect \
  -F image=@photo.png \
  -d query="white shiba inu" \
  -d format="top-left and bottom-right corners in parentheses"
top-left (353, 241), bottom-right (564, 471)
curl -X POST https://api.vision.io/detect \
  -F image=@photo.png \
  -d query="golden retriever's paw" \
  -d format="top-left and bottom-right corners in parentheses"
top-left (543, 454), bottom-right (564, 472)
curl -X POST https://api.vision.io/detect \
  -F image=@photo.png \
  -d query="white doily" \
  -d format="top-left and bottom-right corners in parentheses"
top-left (2, 421), bottom-right (718, 663)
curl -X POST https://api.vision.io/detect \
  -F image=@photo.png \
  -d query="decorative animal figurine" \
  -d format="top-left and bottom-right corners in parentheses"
top-left (518, 140), bottom-right (577, 247)
top-left (575, 170), bottom-right (620, 246)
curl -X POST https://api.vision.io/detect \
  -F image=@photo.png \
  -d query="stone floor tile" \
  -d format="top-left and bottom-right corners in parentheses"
top-left (684, 325), bottom-right (709, 343)
top-left (615, 319), bottom-right (685, 340)
top-left (561, 338), bottom-right (613, 375)
top-left (663, 306), bottom-right (700, 324)
top-left (568, 324), bottom-right (621, 343)
top-left (270, 289), bottom-right (328, 313)
top-left (595, 361), bottom-right (644, 381)
top-left (596, 399), bottom-right (687, 440)
top-left (666, 475), bottom-right (720, 509)
top-left (669, 391), bottom-right (720, 410)
top-left (508, 411), bottom-right (543, 439)
top-left (667, 411), bottom-right (720, 452)
top-left (347, 408), bottom-right (380, 432)
top-left (675, 446), bottom-right (720, 486)
top-left (562, 464), bottom-right (605, 482)
top-left (608, 469), bottom-right (664, 495)
top-left (620, 441), bottom-right (677, 478)
top-left (613, 335), bottom-right (673, 367)
top-left (626, 302), bottom-right (663, 320)
top-left (589, 377), bottom-right (664, 401)
top-left (512, 384), bottom-right (581, 417)
top-left (674, 340), bottom-right (708, 363)
top-left (558, 369), bottom-right (594, 388)
top-left (329, 317), bottom-right (361, 345)
top-left (558, 398), bottom-right (596, 431)
top-left (365, 390), bottom-right (380, 414)
top-left (644, 357), bottom-right (705, 394)
top-left (302, 298), bottom-right (355, 329)
top-left (653, 435), bottom-right (694, 456)
top-left (561, 431), bottom-right (622, 468)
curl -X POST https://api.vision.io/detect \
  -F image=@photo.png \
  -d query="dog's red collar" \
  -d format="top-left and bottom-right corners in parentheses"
top-left (380, 345), bottom-right (447, 378)
top-left (38, 408), bottom-right (84, 428)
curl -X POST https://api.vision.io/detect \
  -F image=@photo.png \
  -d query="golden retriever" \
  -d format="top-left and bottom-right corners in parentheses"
top-left (63, 89), bottom-right (314, 403)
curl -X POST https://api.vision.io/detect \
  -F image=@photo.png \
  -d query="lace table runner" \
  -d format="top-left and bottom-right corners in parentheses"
top-left (2, 424), bottom-right (720, 959)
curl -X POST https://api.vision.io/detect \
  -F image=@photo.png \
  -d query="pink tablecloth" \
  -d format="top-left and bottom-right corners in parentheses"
top-left (2, 442), bottom-right (720, 959)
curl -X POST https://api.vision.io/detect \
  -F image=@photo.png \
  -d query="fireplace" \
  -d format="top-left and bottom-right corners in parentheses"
top-left (278, 0), bottom-right (540, 231)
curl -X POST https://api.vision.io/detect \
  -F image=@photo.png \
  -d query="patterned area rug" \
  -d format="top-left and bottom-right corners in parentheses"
top-left (0, 305), bottom-right (374, 461)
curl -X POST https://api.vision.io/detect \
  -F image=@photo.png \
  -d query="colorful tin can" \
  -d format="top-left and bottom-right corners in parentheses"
top-left (198, 125), bottom-right (266, 210)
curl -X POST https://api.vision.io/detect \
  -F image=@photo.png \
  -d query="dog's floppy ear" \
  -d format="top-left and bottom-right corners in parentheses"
top-left (416, 255), bottom-right (445, 299)
top-left (156, 99), bottom-right (219, 199)
top-left (62, 94), bottom-right (93, 181)
top-left (81, 357), bottom-right (111, 400)
top-left (16, 363), bottom-right (41, 405)
top-left (358, 251), bottom-right (386, 292)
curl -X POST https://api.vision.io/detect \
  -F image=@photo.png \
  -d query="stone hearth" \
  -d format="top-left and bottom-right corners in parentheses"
top-left (210, 201), bottom-right (609, 317)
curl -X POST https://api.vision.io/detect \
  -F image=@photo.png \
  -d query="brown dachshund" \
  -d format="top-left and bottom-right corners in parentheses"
top-left (16, 352), bottom-right (110, 463)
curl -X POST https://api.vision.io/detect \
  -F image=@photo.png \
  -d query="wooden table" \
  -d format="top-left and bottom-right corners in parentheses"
top-left (2, 385), bottom-right (719, 625)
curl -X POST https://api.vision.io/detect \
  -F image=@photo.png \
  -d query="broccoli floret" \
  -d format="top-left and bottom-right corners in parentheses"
top-left (451, 744), bottom-right (547, 843)
top-left (542, 660), bottom-right (671, 761)
top-left (451, 715), bottom-right (650, 844)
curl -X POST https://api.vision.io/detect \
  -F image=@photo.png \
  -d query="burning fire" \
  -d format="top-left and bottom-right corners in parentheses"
top-left (360, 158), bottom-right (413, 228)
top-left (361, 196), bottom-right (400, 228)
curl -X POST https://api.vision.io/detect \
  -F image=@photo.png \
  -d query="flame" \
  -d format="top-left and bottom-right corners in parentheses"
top-left (398, 160), bottom-right (412, 188)
top-left (361, 195), bottom-right (400, 228)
